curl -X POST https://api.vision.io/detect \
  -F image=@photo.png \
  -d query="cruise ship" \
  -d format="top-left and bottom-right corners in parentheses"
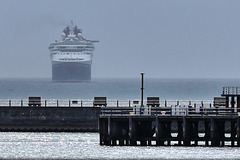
top-left (49, 21), bottom-right (98, 81)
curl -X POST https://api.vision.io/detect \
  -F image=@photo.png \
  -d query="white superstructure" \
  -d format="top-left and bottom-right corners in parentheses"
top-left (49, 21), bottom-right (98, 81)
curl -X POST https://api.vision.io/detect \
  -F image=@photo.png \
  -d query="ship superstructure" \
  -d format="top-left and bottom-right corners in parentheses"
top-left (49, 21), bottom-right (98, 81)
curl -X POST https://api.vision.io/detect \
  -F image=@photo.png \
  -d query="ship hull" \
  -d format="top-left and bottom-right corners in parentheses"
top-left (52, 62), bottom-right (91, 81)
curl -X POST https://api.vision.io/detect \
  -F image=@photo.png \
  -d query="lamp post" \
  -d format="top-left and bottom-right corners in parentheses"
top-left (141, 72), bottom-right (145, 107)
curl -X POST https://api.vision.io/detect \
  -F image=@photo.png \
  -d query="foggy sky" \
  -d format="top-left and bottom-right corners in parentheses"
top-left (0, 0), bottom-right (240, 79)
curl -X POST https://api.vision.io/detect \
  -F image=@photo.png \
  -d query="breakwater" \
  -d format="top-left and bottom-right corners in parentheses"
top-left (0, 98), bottom-right (213, 132)
top-left (0, 107), bottom-right (100, 132)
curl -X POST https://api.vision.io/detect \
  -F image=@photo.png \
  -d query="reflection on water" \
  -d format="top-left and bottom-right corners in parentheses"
top-left (0, 132), bottom-right (240, 159)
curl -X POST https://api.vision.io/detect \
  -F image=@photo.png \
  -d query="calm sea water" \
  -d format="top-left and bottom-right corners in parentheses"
top-left (1, 78), bottom-right (240, 159)
top-left (0, 132), bottom-right (240, 160)
top-left (0, 78), bottom-right (240, 100)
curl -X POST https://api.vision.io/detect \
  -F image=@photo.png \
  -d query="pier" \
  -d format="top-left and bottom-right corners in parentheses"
top-left (99, 87), bottom-right (240, 147)
top-left (0, 98), bottom-right (214, 132)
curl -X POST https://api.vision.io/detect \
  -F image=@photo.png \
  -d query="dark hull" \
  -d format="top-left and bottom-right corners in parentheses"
top-left (52, 62), bottom-right (91, 81)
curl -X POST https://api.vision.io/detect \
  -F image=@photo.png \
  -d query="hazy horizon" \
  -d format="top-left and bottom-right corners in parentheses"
top-left (1, 0), bottom-right (240, 79)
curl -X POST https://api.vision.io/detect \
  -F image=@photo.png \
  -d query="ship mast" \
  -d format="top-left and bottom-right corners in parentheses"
top-left (69, 20), bottom-right (74, 35)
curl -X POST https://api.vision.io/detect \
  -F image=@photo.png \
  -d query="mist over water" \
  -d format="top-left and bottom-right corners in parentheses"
top-left (1, 0), bottom-right (240, 159)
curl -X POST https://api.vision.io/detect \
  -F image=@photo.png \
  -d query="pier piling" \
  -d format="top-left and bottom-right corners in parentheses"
top-left (99, 115), bottom-right (240, 147)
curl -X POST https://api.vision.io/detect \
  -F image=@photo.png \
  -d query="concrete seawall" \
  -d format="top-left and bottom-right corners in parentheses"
top-left (0, 107), bottom-right (100, 132)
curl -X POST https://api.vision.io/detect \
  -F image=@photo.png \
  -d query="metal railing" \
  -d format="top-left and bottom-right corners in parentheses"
top-left (1, 98), bottom-right (236, 116)
top-left (0, 99), bottom-right (93, 107)
top-left (100, 106), bottom-right (238, 117)
top-left (0, 99), bottom-right (214, 108)
top-left (222, 87), bottom-right (240, 95)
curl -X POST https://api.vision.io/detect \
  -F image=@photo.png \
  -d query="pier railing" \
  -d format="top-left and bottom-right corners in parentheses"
top-left (100, 106), bottom-right (238, 117)
top-left (222, 86), bottom-right (240, 95)
top-left (0, 99), bottom-right (238, 116)
top-left (0, 99), bottom-right (213, 108)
